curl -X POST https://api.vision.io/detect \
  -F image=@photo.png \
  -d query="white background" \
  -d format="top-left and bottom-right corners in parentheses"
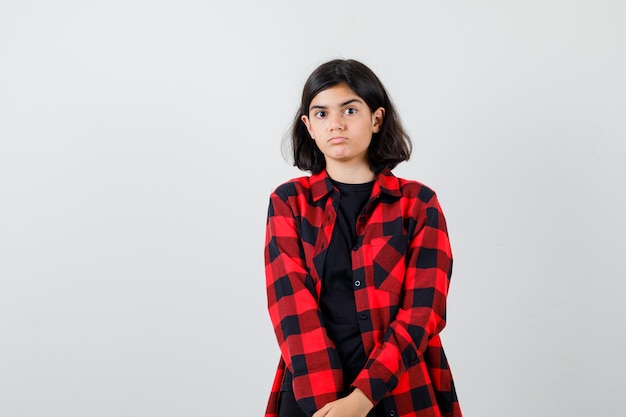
top-left (1, 1), bottom-right (624, 416)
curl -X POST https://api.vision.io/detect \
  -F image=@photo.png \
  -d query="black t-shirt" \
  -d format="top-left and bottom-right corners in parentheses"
top-left (320, 180), bottom-right (374, 377)
top-left (281, 179), bottom-right (375, 393)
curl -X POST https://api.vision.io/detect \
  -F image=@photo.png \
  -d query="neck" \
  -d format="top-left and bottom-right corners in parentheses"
top-left (325, 161), bottom-right (376, 184)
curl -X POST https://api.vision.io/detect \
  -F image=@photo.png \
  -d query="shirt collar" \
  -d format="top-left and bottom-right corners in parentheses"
top-left (310, 168), bottom-right (402, 202)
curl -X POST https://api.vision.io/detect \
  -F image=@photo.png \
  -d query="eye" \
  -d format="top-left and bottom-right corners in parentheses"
top-left (344, 107), bottom-right (357, 115)
top-left (314, 110), bottom-right (327, 118)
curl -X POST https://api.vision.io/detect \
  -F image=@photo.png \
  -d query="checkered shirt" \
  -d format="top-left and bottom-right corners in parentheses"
top-left (265, 169), bottom-right (461, 417)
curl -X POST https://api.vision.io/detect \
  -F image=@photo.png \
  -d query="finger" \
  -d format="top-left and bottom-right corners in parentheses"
top-left (312, 403), bottom-right (331, 417)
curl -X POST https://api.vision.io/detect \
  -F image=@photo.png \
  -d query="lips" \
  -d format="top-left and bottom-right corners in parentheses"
top-left (328, 136), bottom-right (347, 143)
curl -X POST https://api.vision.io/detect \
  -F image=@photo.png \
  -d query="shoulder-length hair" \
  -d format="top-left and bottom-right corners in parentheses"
top-left (286, 59), bottom-right (412, 174)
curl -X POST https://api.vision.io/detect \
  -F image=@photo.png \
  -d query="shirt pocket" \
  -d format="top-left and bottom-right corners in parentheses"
top-left (366, 235), bottom-right (409, 295)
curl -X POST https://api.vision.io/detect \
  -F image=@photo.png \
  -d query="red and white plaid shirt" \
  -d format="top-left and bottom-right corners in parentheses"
top-left (265, 169), bottom-right (461, 417)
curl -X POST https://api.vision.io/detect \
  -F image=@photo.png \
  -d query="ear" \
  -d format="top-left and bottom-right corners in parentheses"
top-left (301, 115), bottom-right (314, 139)
top-left (371, 107), bottom-right (385, 133)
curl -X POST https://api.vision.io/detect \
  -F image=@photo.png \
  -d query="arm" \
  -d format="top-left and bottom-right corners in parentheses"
top-left (352, 192), bottom-right (453, 403)
top-left (265, 190), bottom-right (343, 416)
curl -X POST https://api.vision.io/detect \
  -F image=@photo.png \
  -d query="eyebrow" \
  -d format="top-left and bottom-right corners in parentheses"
top-left (310, 98), bottom-right (363, 110)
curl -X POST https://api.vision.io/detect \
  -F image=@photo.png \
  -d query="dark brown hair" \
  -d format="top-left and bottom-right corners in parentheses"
top-left (287, 59), bottom-right (412, 174)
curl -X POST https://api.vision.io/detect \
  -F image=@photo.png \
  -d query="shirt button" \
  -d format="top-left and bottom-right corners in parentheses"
top-left (359, 313), bottom-right (367, 320)
top-left (352, 246), bottom-right (358, 251)
top-left (389, 411), bottom-right (396, 417)
top-left (354, 280), bottom-right (361, 287)
top-left (358, 216), bottom-right (366, 222)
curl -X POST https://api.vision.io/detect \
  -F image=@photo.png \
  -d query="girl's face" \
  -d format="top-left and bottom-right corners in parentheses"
top-left (301, 83), bottom-right (384, 171)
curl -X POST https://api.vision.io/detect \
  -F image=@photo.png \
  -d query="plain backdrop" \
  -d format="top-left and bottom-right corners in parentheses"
top-left (1, 1), bottom-right (625, 416)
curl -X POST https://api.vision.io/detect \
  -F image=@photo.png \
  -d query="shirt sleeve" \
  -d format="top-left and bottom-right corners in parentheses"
top-left (265, 189), bottom-right (343, 416)
top-left (351, 191), bottom-right (453, 403)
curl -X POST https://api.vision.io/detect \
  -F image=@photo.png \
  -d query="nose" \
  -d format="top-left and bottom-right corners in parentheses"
top-left (328, 112), bottom-right (344, 131)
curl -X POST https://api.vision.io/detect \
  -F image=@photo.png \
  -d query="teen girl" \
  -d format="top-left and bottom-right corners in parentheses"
top-left (264, 59), bottom-right (461, 417)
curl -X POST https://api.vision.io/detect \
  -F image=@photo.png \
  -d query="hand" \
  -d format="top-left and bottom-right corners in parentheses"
top-left (312, 388), bottom-right (374, 417)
